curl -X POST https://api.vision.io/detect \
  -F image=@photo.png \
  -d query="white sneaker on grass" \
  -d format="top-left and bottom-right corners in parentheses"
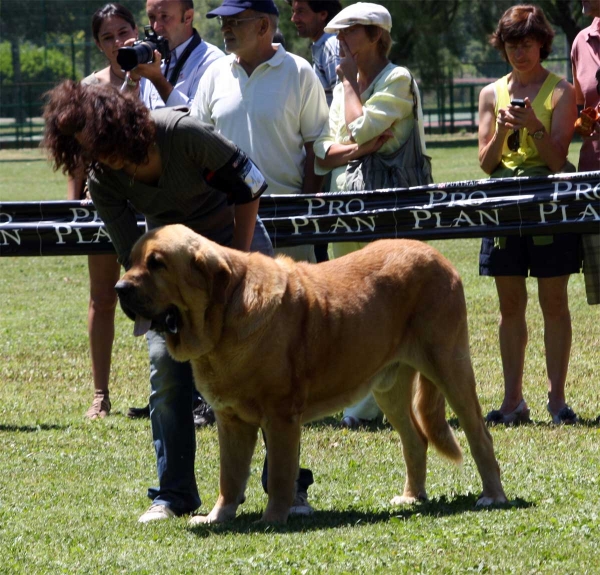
top-left (138, 504), bottom-right (176, 523)
top-left (289, 491), bottom-right (314, 516)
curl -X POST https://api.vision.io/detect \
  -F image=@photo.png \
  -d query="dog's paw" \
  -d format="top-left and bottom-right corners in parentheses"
top-left (390, 493), bottom-right (426, 506)
top-left (188, 504), bottom-right (238, 525)
top-left (189, 514), bottom-right (214, 526)
top-left (475, 494), bottom-right (507, 507)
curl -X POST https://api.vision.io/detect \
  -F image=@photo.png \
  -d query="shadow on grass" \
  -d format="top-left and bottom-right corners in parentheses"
top-left (448, 416), bottom-right (600, 430)
top-left (187, 494), bottom-right (530, 536)
top-left (304, 416), bottom-right (390, 432)
top-left (0, 423), bottom-right (67, 432)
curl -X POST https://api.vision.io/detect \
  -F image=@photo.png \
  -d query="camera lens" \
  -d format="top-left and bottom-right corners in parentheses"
top-left (116, 42), bottom-right (155, 71)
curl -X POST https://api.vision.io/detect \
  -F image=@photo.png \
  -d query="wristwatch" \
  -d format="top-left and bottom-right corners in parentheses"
top-left (532, 127), bottom-right (546, 140)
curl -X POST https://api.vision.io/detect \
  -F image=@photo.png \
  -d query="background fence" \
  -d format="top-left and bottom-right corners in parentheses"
top-left (0, 44), bottom-right (572, 149)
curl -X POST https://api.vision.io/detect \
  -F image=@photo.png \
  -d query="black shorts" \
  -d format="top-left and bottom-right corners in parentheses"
top-left (479, 234), bottom-right (582, 278)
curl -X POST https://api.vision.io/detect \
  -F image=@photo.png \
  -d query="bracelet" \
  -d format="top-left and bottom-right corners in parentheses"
top-left (125, 74), bottom-right (138, 88)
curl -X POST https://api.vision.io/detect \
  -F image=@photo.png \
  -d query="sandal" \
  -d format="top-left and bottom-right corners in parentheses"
top-left (547, 403), bottom-right (577, 425)
top-left (85, 390), bottom-right (111, 420)
top-left (485, 399), bottom-right (531, 426)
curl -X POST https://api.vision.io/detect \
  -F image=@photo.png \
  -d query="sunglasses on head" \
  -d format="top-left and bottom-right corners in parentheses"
top-left (507, 129), bottom-right (520, 152)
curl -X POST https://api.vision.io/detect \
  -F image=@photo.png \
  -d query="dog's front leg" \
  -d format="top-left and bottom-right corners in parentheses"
top-left (193, 412), bottom-right (258, 524)
top-left (261, 414), bottom-right (301, 524)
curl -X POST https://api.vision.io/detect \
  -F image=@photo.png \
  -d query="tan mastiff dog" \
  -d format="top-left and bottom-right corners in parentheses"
top-left (116, 224), bottom-right (506, 524)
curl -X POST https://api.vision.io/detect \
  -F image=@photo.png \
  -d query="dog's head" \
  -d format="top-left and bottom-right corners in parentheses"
top-left (115, 224), bottom-right (287, 361)
top-left (116, 224), bottom-right (236, 360)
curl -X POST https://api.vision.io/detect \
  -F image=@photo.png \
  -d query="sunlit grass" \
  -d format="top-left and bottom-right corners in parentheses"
top-left (1, 143), bottom-right (598, 574)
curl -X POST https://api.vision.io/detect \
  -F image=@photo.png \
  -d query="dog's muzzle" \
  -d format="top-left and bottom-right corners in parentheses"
top-left (115, 280), bottom-right (180, 337)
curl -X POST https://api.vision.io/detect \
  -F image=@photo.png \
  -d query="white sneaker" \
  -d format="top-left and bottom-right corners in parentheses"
top-left (138, 504), bottom-right (176, 523)
top-left (289, 491), bottom-right (314, 516)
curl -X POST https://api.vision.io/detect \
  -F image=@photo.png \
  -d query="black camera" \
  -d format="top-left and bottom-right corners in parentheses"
top-left (117, 26), bottom-right (169, 72)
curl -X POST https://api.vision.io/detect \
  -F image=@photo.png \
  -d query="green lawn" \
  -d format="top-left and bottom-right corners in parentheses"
top-left (1, 142), bottom-right (599, 574)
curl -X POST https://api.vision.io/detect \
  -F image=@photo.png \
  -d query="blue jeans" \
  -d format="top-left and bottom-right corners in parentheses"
top-left (146, 217), bottom-right (275, 514)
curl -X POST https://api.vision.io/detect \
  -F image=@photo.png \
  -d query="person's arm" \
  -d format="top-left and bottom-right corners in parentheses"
top-left (66, 164), bottom-right (89, 200)
top-left (231, 200), bottom-right (259, 252)
top-left (315, 131), bottom-right (393, 170)
top-left (301, 142), bottom-right (323, 195)
top-left (336, 38), bottom-right (363, 131)
top-left (345, 66), bottom-right (413, 147)
top-left (132, 50), bottom-right (174, 104)
top-left (511, 82), bottom-right (576, 173)
top-left (67, 176), bottom-right (85, 200)
top-left (478, 83), bottom-right (508, 175)
top-left (524, 80), bottom-right (577, 172)
top-left (87, 172), bottom-right (142, 269)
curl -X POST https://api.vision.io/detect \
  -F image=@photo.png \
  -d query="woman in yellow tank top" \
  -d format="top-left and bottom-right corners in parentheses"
top-left (477, 5), bottom-right (580, 426)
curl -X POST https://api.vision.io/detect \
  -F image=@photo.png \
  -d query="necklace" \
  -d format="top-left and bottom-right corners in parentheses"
top-left (128, 164), bottom-right (138, 187)
top-left (109, 67), bottom-right (125, 87)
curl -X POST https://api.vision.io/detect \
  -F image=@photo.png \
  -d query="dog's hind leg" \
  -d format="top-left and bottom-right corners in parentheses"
top-left (431, 355), bottom-right (507, 506)
top-left (445, 387), bottom-right (507, 505)
top-left (195, 412), bottom-right (258, 524)
top-left (372, 364), bottom-right (429, 505)
top-left (261, 413), bottom-right (301, 523)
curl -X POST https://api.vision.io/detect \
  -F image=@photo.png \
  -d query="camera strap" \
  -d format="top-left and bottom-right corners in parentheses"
top-left (165, 29), bottom-right (202, 87)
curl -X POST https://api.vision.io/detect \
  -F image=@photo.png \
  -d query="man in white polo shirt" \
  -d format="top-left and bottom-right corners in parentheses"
top-left (192, 0), bottom-right (328, 263)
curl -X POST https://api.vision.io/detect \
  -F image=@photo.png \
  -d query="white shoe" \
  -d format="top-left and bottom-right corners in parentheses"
top-left (289, 491), bottom-right (314, 516)
top-left (138, 504), bottom-right (176, 523)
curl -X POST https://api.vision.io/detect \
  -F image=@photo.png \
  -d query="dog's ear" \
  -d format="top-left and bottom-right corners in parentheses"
top-left (227, 255), bottom-right (288, 340)
top-left (189, 247), bottom-right (232, 304)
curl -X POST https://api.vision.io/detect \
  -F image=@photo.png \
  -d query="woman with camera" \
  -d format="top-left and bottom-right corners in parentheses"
top-left (66, 3), bottom-right (140, 419)
top-left (478, 5), bottom-right (579, 426)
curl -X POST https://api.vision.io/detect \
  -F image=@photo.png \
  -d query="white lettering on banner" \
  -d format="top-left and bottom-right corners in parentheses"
top-left (303, 198), bottom-right (366, 216)
top-left (54, 224), bottom-right (72, 244)
top-left (539, 202), bottom-right (569, 223)
top-left (579, 204), bottom-right (600, 221)
top-left (0, 228), bottom-right (21, 245)
top-left (330, 218), bottom-right (353, 233)
top-left (291, 217), bottom-right (322, 235)
top-left (425, 190), bottom-right (488, 208)
top-left (412, 209), bottom-right (500, 229)
top-left (0, 212), bottom-right (13, 225)
top-left (291, 215), bottom-right (377, 235)
top-left (55, 224), bottom-right (114, 244)
top-left (551, 181), bottom-right (600, 202)
top-left (69, 207), bottom-right (103, 223)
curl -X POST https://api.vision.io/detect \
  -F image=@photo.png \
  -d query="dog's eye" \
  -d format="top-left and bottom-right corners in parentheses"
top-left (147, 253), bottom-right (166, 271)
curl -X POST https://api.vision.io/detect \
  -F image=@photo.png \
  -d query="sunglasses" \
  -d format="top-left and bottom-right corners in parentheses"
top-left (217, 16), bottom-right (263, 28)
top-left (507, 129), bottom-right (520, 152)
top-left (596, 67), bottom-right (600, 95)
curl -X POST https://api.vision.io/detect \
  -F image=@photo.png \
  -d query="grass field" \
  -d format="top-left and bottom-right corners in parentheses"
top-left (1, 142), bottom-right (599, 574)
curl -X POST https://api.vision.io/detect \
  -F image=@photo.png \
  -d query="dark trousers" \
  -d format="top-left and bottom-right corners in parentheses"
top-left (260, 431), bottom-right (314, 494)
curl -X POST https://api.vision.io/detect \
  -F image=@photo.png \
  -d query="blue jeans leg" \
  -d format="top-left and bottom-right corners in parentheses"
top-left (251, 216), bottom-right (274, 256)
top-left (146, 330), bottom-right (201, 515)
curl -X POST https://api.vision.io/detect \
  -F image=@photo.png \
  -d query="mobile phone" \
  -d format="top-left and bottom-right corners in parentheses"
top-left (510, 99), bottom-right (526, 107)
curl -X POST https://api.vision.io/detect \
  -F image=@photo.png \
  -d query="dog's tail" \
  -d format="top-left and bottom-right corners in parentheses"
top-left (414, 375), bottom-right (463, 464)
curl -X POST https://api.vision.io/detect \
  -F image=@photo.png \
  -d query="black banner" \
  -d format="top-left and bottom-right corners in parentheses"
top-left (1, 171), bottom-right (599, 257)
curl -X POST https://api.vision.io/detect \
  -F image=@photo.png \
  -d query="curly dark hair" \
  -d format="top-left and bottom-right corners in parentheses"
top-left (490, 4), bottom-right (554, 62)
top-left (42, 80), bottom-right (155, 177)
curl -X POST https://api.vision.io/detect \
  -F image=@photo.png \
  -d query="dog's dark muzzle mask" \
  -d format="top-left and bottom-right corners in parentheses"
top-left (115, 279), bottom-right (180, 337)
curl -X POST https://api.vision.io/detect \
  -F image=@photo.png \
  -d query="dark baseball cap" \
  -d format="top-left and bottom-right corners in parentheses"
top-left (206, 0), bottom-right (279, 18)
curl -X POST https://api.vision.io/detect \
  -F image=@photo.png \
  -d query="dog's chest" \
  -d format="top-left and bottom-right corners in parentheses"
top-left (191, 357), bottom-right (245, 410)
